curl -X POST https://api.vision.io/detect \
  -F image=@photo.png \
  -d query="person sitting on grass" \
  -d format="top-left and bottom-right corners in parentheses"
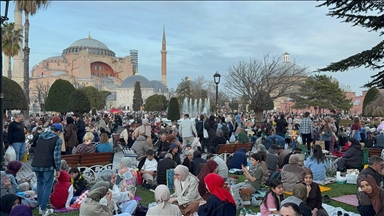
top-left (304, 145), bottom-right (329, 182)
top-left (79, 181), bottom-right (114, 216)
top-left (301, 168), bottom-right (329, 216)
top-left (280, 183), bottom-right (312, 216)
top-left (138, 149), bottom-right (159, 188)
top-left (69, 168), bottom-right (90, 200)
top-left (357, 174), bottom-right (384, 216)
top-left (147, 185), bottom-right (182, 216)
top-left (260, 179), bottom-right (285, 216)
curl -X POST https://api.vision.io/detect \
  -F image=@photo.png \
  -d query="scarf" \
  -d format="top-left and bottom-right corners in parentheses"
top-left (139, 119), bottom-right (151, 137)
top-left (121, 157), bottom-right (133, 168)
top-left (1, 194), bottom-right (21, 214)
top-left (154, 184), bottom-right (170, 209)
top-left (358, 175), bottom-right (381, 214)
top-left (174, 165), bottom-right (189, 181)
top-left (87, 181), bottom-right (111, 201)
top-left (204, 173), bottom-right (236, 205)
top-left (6, 161), bottom-right (22, 177)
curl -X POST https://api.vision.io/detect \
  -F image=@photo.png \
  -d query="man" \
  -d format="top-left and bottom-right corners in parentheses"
top-left (299, 112), bottom-right (312, 155)
top-left (72, 114), bottom-right (86, 144)
top-left (7, 113), bottom-right (26, 161)
top-left (195, 115), bottom-right (205, 152)
top-left (280, 203), bottom-right (303, 216)
top-left (138, 149), bottom-right (158, 187)
top-left (237, 127), bottom-right (250, 143)
top-left (275, 114), bottom-right (288, 138)
top-left (155, 133), bottom-right (170, 159)
top-left (358, 156), bottom-right (384, 188)
top-left (266, 145), bottom-right (282, 173)
top-left (31, 123), bottom-right (62, 216)
top-left (179, 114), bottom-right (198, 148)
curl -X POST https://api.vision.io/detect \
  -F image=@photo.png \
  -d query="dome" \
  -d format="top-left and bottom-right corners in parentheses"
top-left (70, 38), bottom-right (109, 50)
top-left (150, 80), bottom-right (169, 93)
top-left (62, 37), bottom-right (115, 57)
top-left (106, 93), bottom-right (116, 101)
top-left (120, 75), bottom-right (152, 88)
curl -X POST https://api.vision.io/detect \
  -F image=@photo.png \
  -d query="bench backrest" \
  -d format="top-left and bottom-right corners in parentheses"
top-left (79, 152), bottom-right (114, 167)
top-left (369, 148), bottom-right (382, 157)
top-left (217, 144), bottom-right (236, 154)
top-left (61, 154), bottom-right (81, 168)
top-left (234, 142), bottom-right (253, 152)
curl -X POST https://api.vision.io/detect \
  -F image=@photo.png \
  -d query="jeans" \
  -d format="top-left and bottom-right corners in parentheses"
top-left (12, 142), bottom-right (26, 161)
top-left (35, 170), bottom-right (54, 210)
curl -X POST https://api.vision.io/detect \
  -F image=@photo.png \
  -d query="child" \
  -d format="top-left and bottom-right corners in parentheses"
top-left (260, 179), bottom-right (284, 216)
top-left (68, 168), bottom-right (90, 197)
top-left (50, 170), bottom-right (73, 208)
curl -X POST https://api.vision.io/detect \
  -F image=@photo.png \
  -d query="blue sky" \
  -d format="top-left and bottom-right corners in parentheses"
top-left (1, 1), bottom-right (380, 95)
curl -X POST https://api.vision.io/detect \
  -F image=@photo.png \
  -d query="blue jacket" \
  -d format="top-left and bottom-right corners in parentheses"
top-left (229, 147), bottom-right (247, 169)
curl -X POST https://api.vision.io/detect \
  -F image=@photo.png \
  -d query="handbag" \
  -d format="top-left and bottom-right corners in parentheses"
top-left (203, 129), bottom-right (209, 138)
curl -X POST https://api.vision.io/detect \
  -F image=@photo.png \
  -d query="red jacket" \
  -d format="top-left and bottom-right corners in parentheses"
top-left (50, 170), bottom-right (71, 208)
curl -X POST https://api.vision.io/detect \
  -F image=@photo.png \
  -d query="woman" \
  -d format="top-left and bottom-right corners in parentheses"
top-left (357, 175), bottom-right (384, 216)
top-left (211, 130), bottom-right (226, 153)
top-left (98, 170), bottom-right (137, 215)
top-left (72, 132), bottom-right (96, 154)
top-left (79, 181), bottom-right (114, 216)
top-left (205, 115), bottom-right (218, 153)
top-left (169, 165), bottom-right (203, 216)
top-left (117, 157), bottom-right (137, 194)
top-left (350, 117), bottom-right (362, 142)
top-left (259, 150), bottom-right (270, 182)
top-left (281, 155), bottom-right (304, 192)
top-left (0, 194), bottom-right (21, 216)
top-left (5, 161), bottom-right (34, 197)
top-left (302, 168), bottom-right (328, 216)
top-left (198, 173), bottom-right (236, 216)
top-left (260, 179), bottom-right (284, 216)
top-left (364, 131), bottom-right (375, 148)
top-left (319, 119), bottom-right (332, 151)
top-left (336, 138), bottom-right (363, 171)
top-left (1, 171), bottom-right (15, 197)
top-left (147, 185), bottom-right (182, 216)
top-left (304, 145), bottom-right (329, 182)
top-left (133, 118), bottom-right (153, 148)
top-left (64, 116), bottom-right (78, 155)
top-left (197, 160), bottom-right (218, 199)
top-left (182, 149), bottom-right (194, 168)
top-left (96, 133), bottom-right (113, 153)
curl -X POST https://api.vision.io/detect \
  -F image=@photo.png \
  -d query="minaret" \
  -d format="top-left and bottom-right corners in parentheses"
top-left (161, 25), bottom-right (167, 86)
top-left (13, 7), bottom-right (23, 86)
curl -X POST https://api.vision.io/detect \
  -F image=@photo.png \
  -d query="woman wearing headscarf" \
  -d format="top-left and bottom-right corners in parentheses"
top-left (79, 181), bottom-right (114, 216)
top-left (98, 170), bottom-right (137, 215)
top-left (336, 138), bottom-right (363, 172)
top-left (5, 161), bottom-right (34, 197)
top-left (169, 165), bottom-right (203, 216)
top-left (0, 194), bottom-right (21, 216)
top-left (1, 171), bottom-right (15, 197)
top-left (64, 116), bottom-right (78, 155)
top-left (281, 155), bottom-right (304, 192)
top-left (211, 130), bottom-right (226, 153)
top-left (197, 160), bottom-right (218, 199)
top-left (357, 175), bottom-right (384, 216)
top-left (118, 157), bottom-right (137, 194)
top-left (182, 149), bottom-right (194, 168)
top-left (147, 185), bottom-right (182, 216)
top-left (132, 118), bottom-right (153, 148)
top-left (198, 173), bottom-right (236, 216)
top-left (9, 204), bottom-right (32, 216)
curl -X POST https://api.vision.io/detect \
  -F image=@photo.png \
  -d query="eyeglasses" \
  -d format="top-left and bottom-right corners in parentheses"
top-left (174, 173), bottom-right (180, 176)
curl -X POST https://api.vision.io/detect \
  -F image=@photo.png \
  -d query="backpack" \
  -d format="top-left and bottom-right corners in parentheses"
top-left (222, 123), bottom-right (229, 139)
top-left (265, 170), bottom-right (281, 186)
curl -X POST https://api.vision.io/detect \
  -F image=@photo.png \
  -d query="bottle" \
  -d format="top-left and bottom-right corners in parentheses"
top-left (239, 209), bottom-right (246, 216)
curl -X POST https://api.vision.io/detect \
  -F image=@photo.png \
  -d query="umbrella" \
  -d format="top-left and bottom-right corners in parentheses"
top-left (109, 108), bottom-right (123, 114)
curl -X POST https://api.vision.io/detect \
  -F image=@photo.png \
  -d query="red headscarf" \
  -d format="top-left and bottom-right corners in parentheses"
top-left (358, 175), bottom-right (382, 215)
top-left (204, 173), bottom-right (236, 205)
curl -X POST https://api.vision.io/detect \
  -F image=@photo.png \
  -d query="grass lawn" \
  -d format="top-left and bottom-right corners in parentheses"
top-left (32, 177), bottom-right (358, 215)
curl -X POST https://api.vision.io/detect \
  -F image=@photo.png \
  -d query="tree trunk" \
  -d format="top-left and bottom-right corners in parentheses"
top-left (7, 56), bottom-right (12, 79)
top-left (23, 14), bottom-right (31, 125)
top-left (253, 107), bottom-right (264, 123)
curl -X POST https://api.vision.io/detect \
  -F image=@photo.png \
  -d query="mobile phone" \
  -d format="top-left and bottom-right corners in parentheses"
top-left (26, 174), bottom-right (34, 181)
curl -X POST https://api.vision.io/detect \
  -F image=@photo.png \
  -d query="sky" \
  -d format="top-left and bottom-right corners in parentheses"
top-left (1, 1), bottom-right (380, 95)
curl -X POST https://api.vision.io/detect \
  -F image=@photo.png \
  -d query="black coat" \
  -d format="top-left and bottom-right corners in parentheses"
top-left (157, 158), bottom-right (177, 185)
top-left (198, 194), bottom-right (236, 216)
top-left (189, 157), bottom-right (207, 176)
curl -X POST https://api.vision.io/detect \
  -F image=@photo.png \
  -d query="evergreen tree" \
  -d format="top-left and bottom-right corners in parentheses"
top-left (3, 76), bottom-right (28, 110)
top-left (363, 87), bottom-right (380, 116)
top-left (79, 86), bottom-right (109, 110)
top-left (317, 1), bottom-right (384, 88)
top-left (291, 75), bottom-right (352, 111)
top-left (68, 89), bottom-right (91, 116)
top-left (132, 81), bottom-right (143, 111)
top-left (176, 77), bottom-right (193, 104)
top-left (167, 97), bottom-right (180, 122)
top-left (45, 79), bottom-right (75, 113)
top-left (144, 95), bottom-right (168, 111)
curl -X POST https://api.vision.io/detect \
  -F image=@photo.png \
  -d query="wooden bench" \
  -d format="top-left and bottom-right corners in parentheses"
top-left (61, 154), bottom-right (81, 168)
top-left (234, 142), bottom-right (253, 152)
top-left (217, 142), bottom-right (253, 161)
top-left (61, 152), bottom-right (114, 168)
top-left (369, 148), bottom-right (382, 157)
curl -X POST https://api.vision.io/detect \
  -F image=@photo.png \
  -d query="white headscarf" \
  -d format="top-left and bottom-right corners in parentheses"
top-left (154, 184), bottom-right (170, 209)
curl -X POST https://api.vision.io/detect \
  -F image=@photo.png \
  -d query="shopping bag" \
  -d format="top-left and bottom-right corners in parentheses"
top-left (192, 137), bottom-right (201, 148)
top-left (21, 151), bottom-right (28, 163)
top-left (5, 146), bottom-right (16, 162)
top-left (203, 129), bottom-right (209, 138)
top-left (229, 134), bottom-right (236, 143)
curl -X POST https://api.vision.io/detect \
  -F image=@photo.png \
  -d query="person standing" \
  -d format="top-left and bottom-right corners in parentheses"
top-left (7, 113), bottom-right (26, 161)
top-left (300, 112), bottom-right (312, 155)
top-left (31, 123), bottom-right (63, 216)
top-left (73, 114), bottom-right (86, 144)
top-left (179, 114), bottom-right (198, 148)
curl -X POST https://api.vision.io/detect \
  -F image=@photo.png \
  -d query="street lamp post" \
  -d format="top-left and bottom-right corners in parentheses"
top-left (213, 72), bottom-right (221, 116)
top-left (0, 0), bottom-right (10, 170)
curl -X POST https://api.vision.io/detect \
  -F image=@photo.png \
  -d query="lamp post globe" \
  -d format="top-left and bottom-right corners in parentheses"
top-left (213, 72), bottom-right (221, 116)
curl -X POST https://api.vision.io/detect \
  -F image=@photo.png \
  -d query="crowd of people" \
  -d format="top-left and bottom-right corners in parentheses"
top-left (1, 109), bottom-right (384, 216)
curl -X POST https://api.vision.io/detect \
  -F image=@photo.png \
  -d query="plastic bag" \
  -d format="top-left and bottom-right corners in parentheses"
top-left (203, 129), bottom-right (209, 138)
top-left (5, 146), bottom-right (16, 163)
top-left (297, 136), bottom-right (302, 145)
top-left (229, 134), bottom-right (236, 143)
top-left (192, 137), bottom-right (201, 148)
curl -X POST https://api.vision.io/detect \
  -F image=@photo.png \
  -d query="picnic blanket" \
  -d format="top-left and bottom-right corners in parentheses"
top-left (283, 185), bottom-right (331, 196)
top-left (331, 194), bottom-right (359, 207)
top-left (315, 177), bottom-right (336, 185)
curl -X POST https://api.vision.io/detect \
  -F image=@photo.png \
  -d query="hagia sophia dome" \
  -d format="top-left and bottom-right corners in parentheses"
top-left (62, 37), bottom-right (116, 57)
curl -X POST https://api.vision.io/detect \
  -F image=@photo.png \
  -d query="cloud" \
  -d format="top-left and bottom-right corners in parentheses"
top-left (4, 1), bottom-right (380, 95)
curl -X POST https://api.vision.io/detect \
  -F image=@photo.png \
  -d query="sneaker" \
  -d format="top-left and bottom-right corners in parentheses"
top-left (38, 207), bottom-right (43, 215)
top-left (42, 209), bottom-right (54, 216)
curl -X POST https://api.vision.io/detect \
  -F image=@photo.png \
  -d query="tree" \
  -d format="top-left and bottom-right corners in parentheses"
top-left (364, 93), bottom-right (384, 117)
top-left (68, 89), bottom-right (91, 116)
top-left (176, 76), bottom-right (193, 104)
top-left (224, 54), bottom-right (308, 121)
top-left (34, 79), bottom-right (50, 113)
top-left (317, 1), bottom-right (384, 88)
top-left (291, 75), bottom-right (352, 112)
top-left (362, 87), bottom-right (380, 116)
top-left (79, 86), bottom-right (109, 110)
top-left (15, 0), bottom-right (50, 122)
top-left (1, 22), bottom-right (23, 78)
top-left (144, 94), bottom-right (168, 111)
top-left (3, 76), bottom-right (27, 110)
top-left (132, 81), bottom-right (143, 111)
top-left (167, 97), bottom-right (180, 122)
top-left (45, 79), bottom-right (75, 113)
